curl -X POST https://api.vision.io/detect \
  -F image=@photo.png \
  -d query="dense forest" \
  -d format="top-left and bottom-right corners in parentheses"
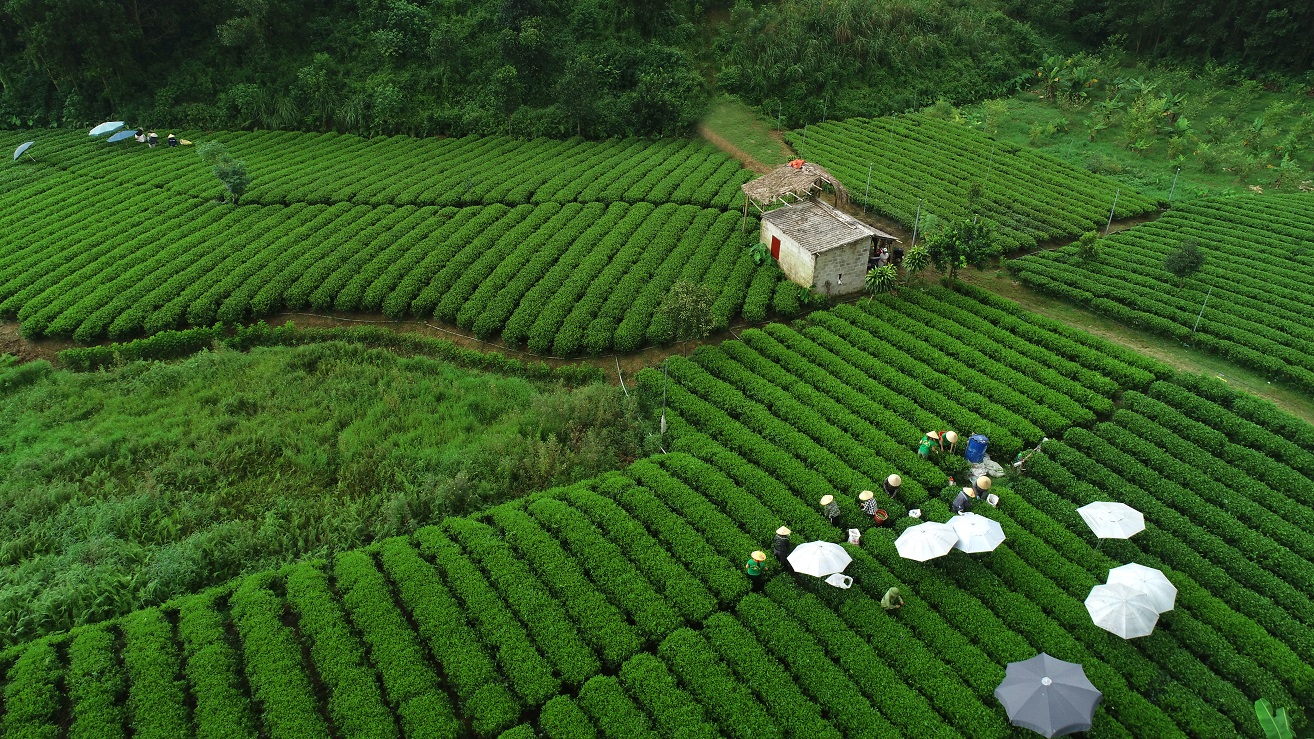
top-left (0, 0), bottom-right (1310, 138)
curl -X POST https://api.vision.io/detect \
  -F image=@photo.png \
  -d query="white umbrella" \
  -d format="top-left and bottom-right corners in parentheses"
top-left (786, 541), bottom-right (852, 577)
top-left (12, 141), bottom-right (34, 161)
top-left (949, 513), bottom-right (1006, 553)
top-left (1077, 502), bottom-right (1144, 540)
top-left (89, 121), bottom-right (126, 136)
top-left (1107, 563), bottom-right (1176, 613)
top-left (894, 522), bottom-right (959, 561)
top-left (1085, 583), bottom-right (1159, 639)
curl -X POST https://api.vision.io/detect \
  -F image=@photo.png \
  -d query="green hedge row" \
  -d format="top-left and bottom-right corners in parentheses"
top-left (442, 517), bottom-right (600, 685)
top-left (376, 538), bottom-right (520, 737)
top-left (486, 505), bottom-right (641, 668)
top-left (413, 527), bottom-right (560, 706)
top-left (176, 591), bottom-right (259, 739)
top-left (284, 565), bottom-right (400, 739)
top-left (527, 496), bottom-right (685, 640)
top-left (331, 551), bottom-right (459, 739)
top-left (0, 638), bottom-right (62, 738)
top-left (120, 609), bottom-right (192, 739)
top-left (229, 574), bottom-right (330, 739)
top-left (66, 625), bottom-right (126, 739)
top-left (60, 321), bottom-right (604, 385)
top-left (617, 653), bottom-right (720, 739)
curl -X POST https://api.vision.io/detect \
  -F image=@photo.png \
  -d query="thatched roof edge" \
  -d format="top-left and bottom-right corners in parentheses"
top-left (741, 162), bottom-right (849, 207)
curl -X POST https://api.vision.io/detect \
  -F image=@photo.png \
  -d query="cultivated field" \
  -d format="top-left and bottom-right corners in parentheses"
top-left (785, 115), bottom-right (1160, 250)
top-left (4, 285), bottom-right (1309, 738)
top-left (1011, 192), bottom-right (1314, 388)
top-left (0, 132), bottom-right (788, 353)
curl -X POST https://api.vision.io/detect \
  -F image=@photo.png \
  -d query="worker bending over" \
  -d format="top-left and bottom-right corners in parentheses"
top-left (883, 473), bottom-right (902, 500)
top-left (951, 486), bottom-right (978, 515)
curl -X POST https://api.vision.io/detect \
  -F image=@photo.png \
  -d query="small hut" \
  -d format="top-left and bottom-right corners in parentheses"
top-left (743, 161), bottom-right (898, 296)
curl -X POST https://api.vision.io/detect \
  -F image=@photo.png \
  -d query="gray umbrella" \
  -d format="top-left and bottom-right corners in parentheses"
top-left (12, 141), bottom-right (34, 161)
top-left (107, 130), bottom-right (137, 143)
top-left (995, 653), bottom-right (1102, 737)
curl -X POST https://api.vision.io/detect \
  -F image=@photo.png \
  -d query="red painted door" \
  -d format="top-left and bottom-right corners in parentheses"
top-left (770, 235), bottom-right (781, 260)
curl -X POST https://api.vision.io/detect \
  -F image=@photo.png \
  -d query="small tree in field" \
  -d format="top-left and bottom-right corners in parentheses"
top-left (747, 242), bottom-right (771, 266)
top-left (658, 280), bottom-right (715, 342)
top-left (925, 219), bottom-right (997, 289)
top-left (1164, 239), bottom-right (1205, 286)
top-left (1075, 231), bottom-right (1101, 262)
top-left (901, 245), bottom-right (931, 285)
top-left (197, 142), bottom-right (251, 204)
top-left (864, 265), bottom-right (897, 298)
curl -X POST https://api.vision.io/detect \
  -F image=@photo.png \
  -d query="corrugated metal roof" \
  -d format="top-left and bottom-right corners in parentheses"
top-left (761, 199), bottom-right (884, 254)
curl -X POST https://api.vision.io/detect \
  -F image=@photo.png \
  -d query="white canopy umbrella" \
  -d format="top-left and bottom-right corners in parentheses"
top-left (786, 541), bottom-right (852, 578)
top-left (1085, 583), bottom-right (1159, 639)
top-left (949, 513), bottom-right (1007, 553)
top-left (895, 522), bottom-right (959, 561)
top-left (1107, 563), bottom-right (1176, 613)
top-left (89, 121), bottom-right (126, 136)
top-left (1077, 502), bottom-right (1144, 540)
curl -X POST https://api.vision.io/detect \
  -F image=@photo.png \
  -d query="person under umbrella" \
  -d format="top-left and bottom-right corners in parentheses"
top-left (133, 128), bottom-right (146, 143)
top-left (820, 495), bottom-right (842, 528)
top-left (744, 551), bottom-right (767, 592)
top-left (883, 473), bottom-right (902, 500)
top-left (772, 526), bottom-right (794, 573)
top-left (881, 587), bottom-right (904, 611)
top-left (951, 486), bottom-right (978, 515)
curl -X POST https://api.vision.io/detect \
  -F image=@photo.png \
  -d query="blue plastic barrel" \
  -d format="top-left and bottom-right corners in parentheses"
top-left (965, 434), bottom-right (989, 464)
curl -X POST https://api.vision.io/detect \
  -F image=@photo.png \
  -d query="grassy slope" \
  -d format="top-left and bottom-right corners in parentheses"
top-left (699, 95), bottom-right (793, 169)
top-left (959, 65), bottom-right (1314, 202)
top-left (0, 341), bottom-right (647, 648)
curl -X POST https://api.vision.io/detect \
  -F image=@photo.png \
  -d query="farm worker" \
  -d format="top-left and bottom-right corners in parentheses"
top-left (167, 134), bottom-right (179, 147)
top-left (881, 587), bottom-right (905, 611)
top-left (133, 128), bottom-right (146, 143)
top-left (859, 490), bottom-right (880, 521)
top-left (883, 473), bottom-right (902, 500)
top-left (918, 430), bottom-right (941, 458)
top-left (943, 430), bottom-right (959, 454)
top-left (772, 526), bottom-right (794, 572)
top-left (147, 131), bottom-right (159, 148)
top-left (951, 487), bottom-right (977, 516)
top-left (972, 475), bottom-right (992, 498)
top-left (820, 495), bottom-right (842, 528)
top-left (745, 551), bottom-right (767, 592)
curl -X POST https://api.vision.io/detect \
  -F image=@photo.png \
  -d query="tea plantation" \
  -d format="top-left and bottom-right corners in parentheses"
top-left (3, 284), bottom-right (1310, 738)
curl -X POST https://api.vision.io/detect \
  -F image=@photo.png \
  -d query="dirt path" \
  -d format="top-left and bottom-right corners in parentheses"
top-left (697, 124), bottom-right (771, 174)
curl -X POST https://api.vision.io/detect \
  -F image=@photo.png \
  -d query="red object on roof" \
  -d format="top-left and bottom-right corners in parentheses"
top-left (789, 159), bottom-right (805, 169)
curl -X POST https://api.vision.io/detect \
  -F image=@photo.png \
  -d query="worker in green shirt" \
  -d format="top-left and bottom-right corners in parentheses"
top-left (745, 550), bottom-right (767, 592)
top-left (881, 587), bottom-right (905, 611)
top-left (918, 430), bottom-right (941, 458)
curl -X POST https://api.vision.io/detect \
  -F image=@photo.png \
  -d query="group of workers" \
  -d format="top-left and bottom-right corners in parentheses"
top-left (745, 523), bottom-right (904, 609)
top-left (740, 429), bottom-right (1004, 611)
top-left (132, 129), bottom-right (180, 148)
top-left (919, 429), bottom-right (958, 458)
top-left (952, 475), bottom-right (994, 515)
